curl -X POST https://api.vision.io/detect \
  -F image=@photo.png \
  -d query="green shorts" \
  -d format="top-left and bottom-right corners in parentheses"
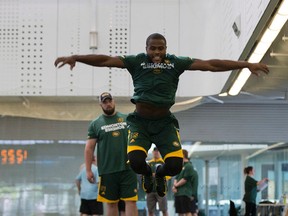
top-left (97, 169), bottom-right (138, 203)
top-left (127, 112), bottom-right (183, 160)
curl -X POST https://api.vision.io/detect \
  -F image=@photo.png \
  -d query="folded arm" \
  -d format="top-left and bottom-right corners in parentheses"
top-left (174, 178), bottom-right (187, 188)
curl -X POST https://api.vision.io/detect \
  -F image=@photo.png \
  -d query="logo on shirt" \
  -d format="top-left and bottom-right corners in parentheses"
top-left (129, 132), bottom-right (138, 143)
top-left (112, 131), bottom-right (120, 137)
top-left (131, 132), bottom-right (139, 139)
top-left (140, 61), bottom-right (175, 74)
top-left (173, 141), bottom-right (180, 147)
top-left (101, 122), bottom-right (127, 132)
top-left (117, 117), bottom-right (124, 123)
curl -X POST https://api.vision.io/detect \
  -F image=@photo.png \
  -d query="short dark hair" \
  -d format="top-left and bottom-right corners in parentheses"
top-left (244, 166), bottom-right (253, 174)
top-left (146, 33), bottom-right (167, 46)
top-left (182, 149), bottom-right (189, 159)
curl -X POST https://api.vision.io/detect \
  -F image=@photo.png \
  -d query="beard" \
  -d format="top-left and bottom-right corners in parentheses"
top-left (102, 107), bottom-right (115, 116)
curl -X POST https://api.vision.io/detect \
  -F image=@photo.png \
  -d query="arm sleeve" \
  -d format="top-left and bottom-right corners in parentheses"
top-left (191, 171), bottom-right (199, 197)
top-left (119, 54), bottom-right (145, 76)
top-left (175, 56), bottom-right (194, 75)
top-left (87, 121), bottom-right (97, 139)
top-left (183, 165), bottom-right (193, 181)
top-left (75, 171), bottom-right (82, 181)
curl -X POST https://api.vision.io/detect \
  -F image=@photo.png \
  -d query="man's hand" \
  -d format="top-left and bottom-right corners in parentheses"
top-left (248, 62), bottom-right (269, 76)
top-left (86, 170), bottom-right (95, 183)
top-left (54, 56), bottom-right (76, 70)
top-left (172, 186), bottom-right (177, 193)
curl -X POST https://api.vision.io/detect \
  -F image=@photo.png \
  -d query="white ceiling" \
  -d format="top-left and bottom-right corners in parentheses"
top-left (221, 1), bottom-right (288, 104)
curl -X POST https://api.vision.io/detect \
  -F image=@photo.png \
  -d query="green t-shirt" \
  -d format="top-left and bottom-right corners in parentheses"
top-left (190, 164), bottom-right (198, 198)
top-left (175, 161), bottom-right (194, 197)
top-left (243, 176), bottom-right (258, 203)
top-left (87, 112), bottom-right (130, 175)
top-left (120, 53), bottom-right (194, 107)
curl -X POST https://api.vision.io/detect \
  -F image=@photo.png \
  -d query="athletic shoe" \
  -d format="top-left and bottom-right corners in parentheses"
top-left (155, 165), bottom-right (167, 197)
top-left (142, 174), bottom-right (153, 193)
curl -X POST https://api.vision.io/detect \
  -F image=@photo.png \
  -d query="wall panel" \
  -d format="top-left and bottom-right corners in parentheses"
top-left (0, 103), bottom-right (287, 144)
top-left (0, 0), bottom-right (272, 97)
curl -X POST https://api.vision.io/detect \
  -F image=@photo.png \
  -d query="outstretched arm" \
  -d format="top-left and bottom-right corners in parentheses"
top-left (189, 59), bottom-right (269, 76)
top-left (54, 54), bottom-right (125, 70)
top-left (257, 177), bottom-right (269, 186)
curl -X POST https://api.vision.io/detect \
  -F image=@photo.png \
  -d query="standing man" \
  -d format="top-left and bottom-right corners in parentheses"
top-left (145, 147), bottom-right (169, 216)
top-left (190, 161), bottom-right (198, 216)
top-left (172, 149), bottom-right (198, 216)
top-left (85, 92), bottom-right (138, 216)
top-left (75, 155), bottom-right (103, 216)
top-left (118, 200), bottom-right (126, 216)
top-left (55, 33), bottom-right (269, 198)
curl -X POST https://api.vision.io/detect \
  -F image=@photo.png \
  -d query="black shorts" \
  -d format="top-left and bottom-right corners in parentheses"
top-left (98, 170), bottom-right (138, 202)
top-left (127, 112), bottom-right (183, 159)
top-left (174, 195), bottom-right (193, 214)
top-left (79, 199), bottom-right (103, 215)
top-left (191, 197), bottom-right (198, 214)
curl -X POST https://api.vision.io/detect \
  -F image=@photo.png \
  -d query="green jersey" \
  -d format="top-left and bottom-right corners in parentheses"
top-left (190, 164), bottom-right (198, 199)
top-left (175, 161), bottom-right (194, 197)
top-left (243, 176), bottom-right (258, 203)
top-left (87, 112), bottom-right (129, 175)
top-left (120, 53), bottom-right (194, 107)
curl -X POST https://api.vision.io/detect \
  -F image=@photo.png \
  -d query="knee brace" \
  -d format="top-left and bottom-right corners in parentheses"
top-left (157, 157), bottom-right (183, 177)
top-left (128, 150), bottom-right (151, 175)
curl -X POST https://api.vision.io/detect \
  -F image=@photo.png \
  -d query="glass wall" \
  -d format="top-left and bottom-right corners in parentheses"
top-left (0, 141), bottom-right (85, 216)
top-left (190, 145), bottom-right (288, 216)
top-left (0, 141), bottom-right (288, 215)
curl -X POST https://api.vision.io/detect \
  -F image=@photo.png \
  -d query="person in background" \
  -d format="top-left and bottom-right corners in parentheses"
top-left (118, 200), bottom-right (126, 216)
top-left (84, 92), bottom-right (138, 216)
top-left (55, 32), bottom-right (269, 199)
top-left (189, 160), bottom-right (198, 216)
top-left (172, 149), bottom-right (198, 216)
top-left (243, 166), bottom-right (268, 216)
top-left (75, 155), bottom-right (103, 216)
top-left (145, 147), bottom-right (169, 216)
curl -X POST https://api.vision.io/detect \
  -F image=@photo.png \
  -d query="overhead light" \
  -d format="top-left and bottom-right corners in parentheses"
top-left (228, 68), bottom-right (251, 96)
top-left (270, 52), bottom-right (288, 57)
top-left (174, 96), bottom-right (202, 106)
top-left (246, 142), bottom-right (285, 159)
top-left (228, 0), bottom-right (288, 96)
top-left (218, 92), bottom-right (228, 97)
top-left (188, 141), bottom-right (202, 157)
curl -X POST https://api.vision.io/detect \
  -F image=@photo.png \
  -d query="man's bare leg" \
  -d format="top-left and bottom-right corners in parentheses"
top-left (125, 200), bottom-right (138, 216)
